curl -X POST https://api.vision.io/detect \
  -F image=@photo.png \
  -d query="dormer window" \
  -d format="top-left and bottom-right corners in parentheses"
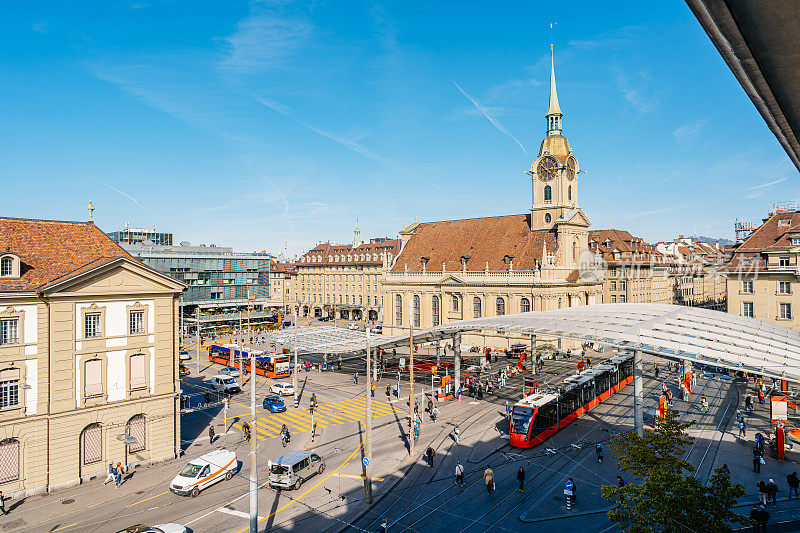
top-left (0, 252), bottom-right (20, 278)
top-left (792, 237), bottom-right (800, 246)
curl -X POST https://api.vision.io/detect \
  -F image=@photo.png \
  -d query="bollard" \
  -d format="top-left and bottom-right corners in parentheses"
top-left (565, 479), bottom-right (574, 511)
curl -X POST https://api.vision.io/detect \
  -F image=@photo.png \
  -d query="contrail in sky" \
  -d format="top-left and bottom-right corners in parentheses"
top-left (451, 80), bottom-right (527, 154)
top-left (94, 178), bottom-right (149, 211)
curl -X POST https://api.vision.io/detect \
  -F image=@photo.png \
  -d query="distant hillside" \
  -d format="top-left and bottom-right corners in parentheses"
top-left (689, 235), bottom-right (735, 246)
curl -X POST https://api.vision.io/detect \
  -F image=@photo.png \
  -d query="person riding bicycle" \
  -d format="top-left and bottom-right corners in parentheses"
top-left (310, 393), bottom-right (317, 407)
top-left (281, 424), bottom-right (291, 441)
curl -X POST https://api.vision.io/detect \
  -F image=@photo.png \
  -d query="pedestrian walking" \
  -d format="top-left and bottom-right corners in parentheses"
top-left (453, 424), bottom-right (460, 445)
top-left (209, 424), bottom-right (215, 444)
top-left (426, 446), bottom-right (435, 468)
top-left (104, 462), bottom-right (115, 484)
top-left (766, 479), bottom-right (778, 507)
top-left (354, 372), bottom-right (358, 385)
top-left (750, 504), bottom-right (769, 533)
top-left (427, 398), bottom-right (433, 413)
top-left (371, 383), bottom-right (376, 397)
top-left (654, 365), bottom-right (659, 379)
top-left (788, 471), bottom-right (800, 499)
top-left (701, 395), bottom-right (709, 412)
top-left (739, 419), bottom-right (747, 438)
top-left (758, 481), bottom-right (768, 505)
top-left (758, 389), bottom-right (766, 404)
top-left (617, 475), bottom-right (625, 488)
top-left (505, 401), bottom-right (512, 419)
top-left (484, 466), bottom-right (495, 494)
top-left (596, 443), bottom-right (604, 463)
top-left (431, 406), bottom-right (439, 422)
top-left (754, 448), bottom-right (762, 473)
top-left (746, 394), bottom-right (754, 412)
top-left (115, 462), bottom-right (124, 488)
top-left (0, 491), bottom-right (6, 515)
top-left (517, 467), bottom-right (525, 492)
top-left (455, 461), bottom-right (464, 486)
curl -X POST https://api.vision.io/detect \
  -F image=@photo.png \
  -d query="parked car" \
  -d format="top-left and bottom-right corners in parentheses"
top-left (268, 450), bottom-right (325, 490)
top-left (264, 316), bottom-right (278, 323)
top-left (179, 350), bottom-right (191, 361)
top-left (371, 324), bottom-right (383, 334)
top-left (210, 375), bottom-right (241, 394)
top-left (219, 366), bottom-right (241, 378)
top-left (170, 448), bottom-right (238, 498)
top-left (179, 365), bottom-right (189, 377)
top-left (347, 323), bottom-right (360, 331)
top-left (263, 395), bottom-right (287, 413)
top-left (270, 382), bottom-right (294, 396)
top-left (117, 525), bottom-right (187, 533)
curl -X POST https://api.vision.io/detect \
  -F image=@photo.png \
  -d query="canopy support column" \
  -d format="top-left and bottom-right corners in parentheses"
top-left (634, 350), bottom-right (644, 437)
top-left (454, 333), bottom-right (462, 395)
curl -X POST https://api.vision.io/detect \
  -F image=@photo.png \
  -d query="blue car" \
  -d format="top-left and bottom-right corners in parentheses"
top-left (263, 395), bottom-right (286, 413)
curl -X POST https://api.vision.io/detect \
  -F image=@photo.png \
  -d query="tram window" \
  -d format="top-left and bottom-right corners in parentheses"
top-left (563, 388), bottom-right (580, 413)
top-left (595, 373), bottom-right (610, 395)
top-left (621, 360), bottom-right (633, 379)
top-left (609, 367), bottom-right (619, 387)
top-left (256, 360), bottom-right (267, 369)
top-left (511, 406), bottom-right (534, 436)
top-left (583, 382), bottom-right (596, 402)
top-left (533, 402), bottom-right (557, 434)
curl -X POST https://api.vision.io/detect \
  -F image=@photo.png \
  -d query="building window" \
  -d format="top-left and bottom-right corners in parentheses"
top-left (780, 303), bottom-right (792, 320)
top-left (413, 295), bottom-right (421, 328)
top-left (0, 438), bottom-right (19, 483)
top-left (792, 237), bottom-right (800, 246)
top-left (742, 281), bottom-right (753, 293)
top-left (521, 298), bottom-right (530, 313)
top-left (395, 295), bottom-right (402, 325)
top-left (0, 369), bottom-right (20, 409)
top-left (82, 423), bottom-right (103, 465)
top-left (544, 185), bottom-right (552, 202)
top-left (129, 311), bottom-right (144, 334)
top-left (84, 359), bottom-right (103, 397)
top-left (0, 257), bottom-right (12, 277)
top-left (568, 185), bottom-right (572, 201)
top-left (780, 257), bottom-right (790, 267)
top-left (84, 313), bottom-right (101, 338)
top-left (610, 282), bottom-right (616, 291)
top-left (432, 296), bottom-right (440, 327)
top-left (743, 302), bottom-right (754, 318)
top-left (619, 295), bottom-right (626, 303)
top-left (779, 281), bottom-right (791, 294)
top-left (620, 281), bottom-right (626, 290)
top-left (452, 295), bottom-right (459, 311)
top-left (126, 414), bottom-right (146, 453)
top-left (130, 354), bottom-right (146, 390)
top-left (611, 295), bottom-right (617, 303)
top-left (473, 297), bottom-right (482, 318)
top-left (496, 297), bottom-right (505, 316)
top-left (0, 319), bottom-right (18, 345)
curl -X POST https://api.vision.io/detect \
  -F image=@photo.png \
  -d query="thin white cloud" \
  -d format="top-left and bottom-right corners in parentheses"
top-left (451, 81), bottom-right (527, 154)
top-left (255, 96), bottom-right (389, 164)
top-left (623, 205), bottom-right (685, 220)
top-left (94, 179), bottom-right (149, 212)
top-left (612, 69), bottom-right (657, 114)
top-left (219, 9), bottom-right (311, 73)
top-left (32, 22), bottom-right (49, 34)
top-left (672, 119), bottom-right (708, 142)
top-left (745, 177), bottom-right (788, 191)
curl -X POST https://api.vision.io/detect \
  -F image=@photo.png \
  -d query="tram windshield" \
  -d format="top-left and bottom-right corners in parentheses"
top-left (511, 406), bottom-right (534, 435)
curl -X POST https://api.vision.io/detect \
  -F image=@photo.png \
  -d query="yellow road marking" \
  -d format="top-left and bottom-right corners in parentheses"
top-left (235, 431), bottom-right (368, 533)
top-left (350, 398), bottom-right (395, 415)
top-left (324, 402), bottom-right (365, 419)
top-left (49, 523), bottom-right (78, 532)
top-left (124, 490), bottom-right (169, 508)
top-left (333, 473), bottom-right (384, 481)
top-left (276, 411), bottom-right (315, 429)
top-left (312, 406), bottom-right (353, 423)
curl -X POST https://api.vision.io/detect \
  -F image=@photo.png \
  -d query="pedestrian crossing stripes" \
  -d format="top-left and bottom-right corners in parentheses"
top-left (233, 397), bottom-right (399, 440)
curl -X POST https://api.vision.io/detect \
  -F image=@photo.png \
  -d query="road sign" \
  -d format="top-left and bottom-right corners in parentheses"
top-left (363, 457), bottom-right (370, 466)
top-left (400, 358), bottom-right (406, 368)
top-left (564, 489), bottom-right (573, 495)
top-left (565, 480), bottom-right (574, 490)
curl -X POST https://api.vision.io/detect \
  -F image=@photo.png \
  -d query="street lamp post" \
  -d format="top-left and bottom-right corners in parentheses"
top-left (293, 306), bottom-right (299, 407)
top-left (195, 307), bottom-right (200, 374)
top-left (249, 348), bottom-right (258, 532)
top-left (408, 301), bottom-right (415, 457)
top-left (366, 328), bottom-right (373, 503)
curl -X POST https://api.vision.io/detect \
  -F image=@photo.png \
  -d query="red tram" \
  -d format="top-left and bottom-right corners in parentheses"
top-left (208, 344), bottom-right (291, 378)
top-left (510, 352), bottom-right (635, 448)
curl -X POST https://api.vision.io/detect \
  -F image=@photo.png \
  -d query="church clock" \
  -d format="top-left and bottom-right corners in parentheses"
top-left (566, 155), bottom-right (577, 180)
top-left (536, 156), bottom-right (557, 181)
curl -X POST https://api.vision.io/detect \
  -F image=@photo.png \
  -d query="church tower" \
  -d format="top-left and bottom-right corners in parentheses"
top-left (353, 219), bottom-right (362, 247)
top-left (528, 43), bottom-right (581, 230)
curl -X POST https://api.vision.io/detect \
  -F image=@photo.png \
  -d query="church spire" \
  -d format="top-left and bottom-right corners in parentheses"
top-left (545, 43), bottom-right (563, 136)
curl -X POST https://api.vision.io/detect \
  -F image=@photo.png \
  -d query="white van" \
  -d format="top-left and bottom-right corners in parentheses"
top-left (170, 448), bottom-right (238, 497)
top-left (268, 450), bottom-right (325, 490)
top-left (210, 375), bottom-right (240, 394)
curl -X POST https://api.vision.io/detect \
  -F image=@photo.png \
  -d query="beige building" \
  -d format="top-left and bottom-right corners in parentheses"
top-left (292, 227), bottom-right (399, 322)
top-left (726, 207), bottom-right (800, 330)
top-left (0, 217), bottom-right (185, 498)
top-left (383, 48), bottom-right (603, 348)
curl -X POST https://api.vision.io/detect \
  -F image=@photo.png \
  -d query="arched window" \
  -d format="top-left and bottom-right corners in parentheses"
top-left (521, 298), bottom-right (530, 313)
top-left (432, 296), bottom-right (440, 327)
top-left (452, 295), bottom-right (459, 311)
top-left (413, 295), bottom-right (421, 328)
top-left (496, 297), bottom-right (505, 316)
top-left (126, 414), bottom-right (146, 452)
top-left (572, 241), bottom-right (578, 263)
top-left (0, 438), bottom-right (19, 482)
top-left (0, 257), bottom-right (12, 277)
top-left (544, 185), bottom-right (552, 202)
top-left (568, 185), bottom-right (572, 201)
top-left (82, 423), bottom-right (103, 465)
top-left (395, 295), bottom-right (403, 325)
top-left (473, 297), bottom-right (482, 318)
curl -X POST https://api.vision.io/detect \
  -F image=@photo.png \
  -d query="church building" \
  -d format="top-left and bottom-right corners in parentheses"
top-left (383, 45), bottom-right (604, 348)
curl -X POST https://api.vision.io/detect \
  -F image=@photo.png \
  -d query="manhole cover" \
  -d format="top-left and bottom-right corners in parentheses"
top-left (0, 518), bottom-right (26, 530)
top-left (61, 499), bottom-right (75, 505)
top-left (135, 490), bottom-right (145, 495)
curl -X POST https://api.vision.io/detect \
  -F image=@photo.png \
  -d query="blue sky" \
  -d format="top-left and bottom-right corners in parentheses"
top-left (2, 1), bottom-right (796, 255)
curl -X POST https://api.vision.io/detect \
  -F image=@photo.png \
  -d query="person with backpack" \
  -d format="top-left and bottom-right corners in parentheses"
top-left (455, 461), bottom-right (464, 486)
top-left (788, 471), bottom-right (800, 499)
top-left (484, 466), bottom-right (495, 494)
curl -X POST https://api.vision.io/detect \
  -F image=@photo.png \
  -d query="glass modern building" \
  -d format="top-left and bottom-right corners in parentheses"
top-left (107, 225), bottom-right (173, 246)
top-left (122, 242), bottom-right (272, 307)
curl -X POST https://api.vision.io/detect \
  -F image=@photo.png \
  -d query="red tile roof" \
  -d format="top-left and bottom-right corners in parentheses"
top-left (0, 217), bottom-right (132, 292)
top-left (724, 211), bottom-right (800, 271)
top-left (391, 214), bottom-right (557, 272)
top-left (299, 239), bottom-right (399, 267)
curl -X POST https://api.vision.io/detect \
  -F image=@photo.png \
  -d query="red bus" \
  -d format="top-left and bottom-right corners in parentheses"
top-left (510, 352), bottom-right (635, 448)
top-left (208, 344), bottom-right (291, 378)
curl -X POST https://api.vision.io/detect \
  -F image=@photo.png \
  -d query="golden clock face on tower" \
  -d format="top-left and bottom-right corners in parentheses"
top-left (566, 156), bottom-right (577, 180)
top-left (536, 156), bottom-right (557, 181)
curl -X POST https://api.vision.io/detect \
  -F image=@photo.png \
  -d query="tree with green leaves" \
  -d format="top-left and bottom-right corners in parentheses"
top-left (601, 410), bottom-right (748, 532)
